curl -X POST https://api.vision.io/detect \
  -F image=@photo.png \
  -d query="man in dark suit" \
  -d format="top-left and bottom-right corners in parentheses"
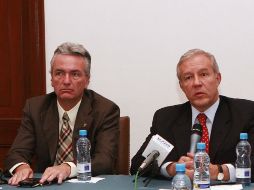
top-left (130, 49), bottom-right (254, 182)
top-left (4, 42), bottom-right (120, 185)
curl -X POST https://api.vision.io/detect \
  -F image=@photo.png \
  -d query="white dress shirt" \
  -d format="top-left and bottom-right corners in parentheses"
top-left (57, 100), bottom-right (81, 177)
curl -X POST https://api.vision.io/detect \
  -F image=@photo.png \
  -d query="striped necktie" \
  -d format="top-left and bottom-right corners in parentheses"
top-left (55, 112), bottom-right (73, 165)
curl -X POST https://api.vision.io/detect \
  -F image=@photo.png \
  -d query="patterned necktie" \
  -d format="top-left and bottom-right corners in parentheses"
top-left (55, 112), bottom-right (73, 165)
top-left (197, 113), bottom-right (209, 153)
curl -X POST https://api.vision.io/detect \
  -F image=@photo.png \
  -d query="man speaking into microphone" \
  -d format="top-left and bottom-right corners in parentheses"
top-left (130, 49), bottom-right (254, 182)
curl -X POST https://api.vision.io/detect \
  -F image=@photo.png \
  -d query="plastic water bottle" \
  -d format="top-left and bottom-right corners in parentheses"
top-left (193, 142), bottom-right (210, 190)
top-left (76, 130), bottom-right (91, 181)
top-left (171, 163), bottom-right (192, 190)
top-left (236, 133), bottom-right (251, 186)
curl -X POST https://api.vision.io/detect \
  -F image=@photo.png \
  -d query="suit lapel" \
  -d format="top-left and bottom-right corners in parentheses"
top-left (72, 92), bottom-right (94, 158)
top-left (41, 98), bottom-right (59, 163)
top-left (172, 104), bottom-right (192, 157)
top-left (209, 97), bottom-right (231, 161)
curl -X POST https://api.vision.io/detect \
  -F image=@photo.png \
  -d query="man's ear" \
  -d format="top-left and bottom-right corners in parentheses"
top-left (216, 73), bottom-right (221, 85)
top-left (179, 80), bottom-right (183, 90)
top-left (84, 76), bottom-right (90, 88)
top-left (51, 77), bottom-right (54, 87)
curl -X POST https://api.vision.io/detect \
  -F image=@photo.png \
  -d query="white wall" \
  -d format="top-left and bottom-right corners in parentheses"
top-left (45, 0), bottom-right (254, 158)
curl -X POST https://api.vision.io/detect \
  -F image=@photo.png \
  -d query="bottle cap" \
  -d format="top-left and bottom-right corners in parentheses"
top-left (197, 142), bottom-right (205, 150)
top-left (79, 130), bottom-right (87, 136)
top-left (240, 133), bottom-right (248, 140)
top-left (175, 163), bottom-right (186, 172)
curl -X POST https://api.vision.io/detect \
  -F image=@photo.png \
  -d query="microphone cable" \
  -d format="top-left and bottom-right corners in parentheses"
top-left (133, 170), bottom-right (139, 190)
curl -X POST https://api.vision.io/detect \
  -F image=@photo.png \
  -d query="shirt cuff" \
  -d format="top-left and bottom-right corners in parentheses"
top-left (160, 162), bottom-right (173, 178)
top-left (63, 162), bottom-right (77, 178)
top-left (9, 162), bottom-right (29, 175)
top-left (224, 164), bottom-right (236, 182)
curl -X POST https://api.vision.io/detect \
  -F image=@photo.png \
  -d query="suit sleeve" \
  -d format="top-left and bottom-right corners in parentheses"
top-left (4, 100), bottom-right (35, 174)
top-left (91, 103), bottom-right (120, 176)
top-left (247, 111), bottom-right (254, 181)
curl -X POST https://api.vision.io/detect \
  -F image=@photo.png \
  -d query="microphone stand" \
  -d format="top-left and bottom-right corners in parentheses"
top-left (132, 164), bottom-right (151, 183)
top-left (142, 159), bottom-right (160, 187)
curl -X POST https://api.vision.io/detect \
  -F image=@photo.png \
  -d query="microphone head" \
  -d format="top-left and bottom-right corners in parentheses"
top-left (191, 123), bottom-right (202, 136)
top-left (189, 123), bottom-right (203, 154)
top-left (152, 150), bottom-right (160, 159)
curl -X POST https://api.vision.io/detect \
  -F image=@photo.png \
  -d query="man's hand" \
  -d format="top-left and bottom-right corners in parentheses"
top-left (209, 163), bottom-right (230, 181)
top-left (8, 164), bottom-right (33, 186)
top-left (166, 153), bottom-right (231, 181)
top-left (166, 153), bottom-right (194, 180)
top-left (209, 163), bottom-right (218, 180)
top-left (40, 163), bottom-right (71, 184)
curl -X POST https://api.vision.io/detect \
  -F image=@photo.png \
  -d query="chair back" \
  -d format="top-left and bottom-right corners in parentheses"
top-left (116, 116), bottom-right (130, 175)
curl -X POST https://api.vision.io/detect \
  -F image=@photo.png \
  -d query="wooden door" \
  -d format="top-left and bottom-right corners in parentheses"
top-left (0, 0), bottom-right (45, 168)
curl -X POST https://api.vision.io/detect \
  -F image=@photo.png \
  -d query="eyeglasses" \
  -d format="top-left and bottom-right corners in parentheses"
top-left (0, 168), bottom-right (8, 185)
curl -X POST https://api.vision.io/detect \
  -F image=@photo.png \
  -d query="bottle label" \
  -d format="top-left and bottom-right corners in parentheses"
top-left (77, 163), bottom-right (91, 173)
top-left (193, 182), bottom-right (210, 190)
top-left (236, 168), bottom-right (251, 178)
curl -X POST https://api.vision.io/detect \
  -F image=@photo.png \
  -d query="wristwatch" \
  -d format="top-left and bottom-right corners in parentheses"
top-left (217, 164), bottom-right (224, 181)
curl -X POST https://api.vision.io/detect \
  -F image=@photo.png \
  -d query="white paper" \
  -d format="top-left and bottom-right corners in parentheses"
top-left (67, 177), bottom-right (105, 183)
top-left (142, 134), bottom-right (174, 166)
top-left (211, 184), bottom-right (243, 190)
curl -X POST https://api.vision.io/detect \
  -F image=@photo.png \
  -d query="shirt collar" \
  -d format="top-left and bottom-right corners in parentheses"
top-left (57, 100), bottom-right (82, 127)
top-left (191, 97), bottom-right (220, 125)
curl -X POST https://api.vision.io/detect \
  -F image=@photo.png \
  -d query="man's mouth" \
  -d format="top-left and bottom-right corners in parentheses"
top-left (194, 92), bottom-right (206, 97)
top-left (60, 89), bottom-right (72, 92)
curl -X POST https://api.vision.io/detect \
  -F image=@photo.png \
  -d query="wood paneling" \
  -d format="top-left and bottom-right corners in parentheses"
top-left (0, 0), bottom-right (45, 169)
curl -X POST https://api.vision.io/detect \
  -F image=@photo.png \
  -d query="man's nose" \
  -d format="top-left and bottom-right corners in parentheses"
top-left (63, 73), bottom-right (71, 84)
top-left (193, 75), bottom-right (202, 85)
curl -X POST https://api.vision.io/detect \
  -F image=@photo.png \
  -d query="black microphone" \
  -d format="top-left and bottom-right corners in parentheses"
top-left (137, 134), bottom-right (174, 173)
top-left (138, 150), bottom-right (160, 172)
top-left (189, 123), bottom-right (202, 154)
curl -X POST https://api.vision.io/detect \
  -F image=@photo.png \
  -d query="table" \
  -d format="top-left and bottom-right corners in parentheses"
top-left (1, 175), bottom-right (254, 190)
top-left (0, 175), bottom-right (169, 190)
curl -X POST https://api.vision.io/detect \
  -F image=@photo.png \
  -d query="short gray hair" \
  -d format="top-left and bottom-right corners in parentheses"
top-left (176, 49), bottom-right (220, 80)
top-left (50, 42), bottom-right (91, 76)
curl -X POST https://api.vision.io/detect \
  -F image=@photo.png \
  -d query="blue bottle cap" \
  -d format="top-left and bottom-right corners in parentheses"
top-left (175, 163), bottom-right (186, 172)
top-left (197, 142), bottom-right (205, 150)
top-left (79, 130), bottom-right (87, 136)
top-left (240, 133), bottom-right (248, 140)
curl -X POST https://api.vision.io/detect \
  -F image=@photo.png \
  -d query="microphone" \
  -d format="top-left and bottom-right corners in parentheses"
top-left (138, 150), bottom-right (160, 172)
top-left (189, 123), bottom-right (202, 154)
top-left (138, 134), bottom-right (174, 172)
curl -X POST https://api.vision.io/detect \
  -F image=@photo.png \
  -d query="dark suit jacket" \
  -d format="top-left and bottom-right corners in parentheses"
top-left (130, 96), bottom-right (254, 180)
top-left (4, 89), bottom-right (120, 176)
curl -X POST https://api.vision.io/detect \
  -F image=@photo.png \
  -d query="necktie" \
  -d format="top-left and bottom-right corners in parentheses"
top-left (55, 112), bottom-right (73, 165)
top-left (197, 113), bottom-right (209, 153)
